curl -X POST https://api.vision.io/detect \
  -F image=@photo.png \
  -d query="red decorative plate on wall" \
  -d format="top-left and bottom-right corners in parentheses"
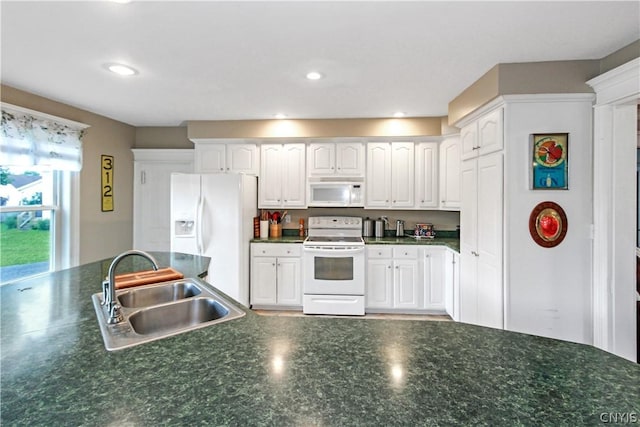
top-left (529, 201), bottom-right (568, 248)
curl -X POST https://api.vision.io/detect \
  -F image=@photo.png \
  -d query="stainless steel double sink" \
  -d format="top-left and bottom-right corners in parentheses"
top-left (91, 278), bottom-right (245, 351)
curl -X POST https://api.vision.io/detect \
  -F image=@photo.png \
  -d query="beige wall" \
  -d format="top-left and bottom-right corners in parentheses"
top-left (447, 66), bottom-right (500, 126)
top-left (600, 39), bottom-right (640, 74)
top-left (188, 117), bottom-right (443, 140)
top-left (448, 61), bottom-right (600, 125)
top-left (1, 85), bottom-right (136, 264)
top-left (135, 127), bottom-right (192, 149)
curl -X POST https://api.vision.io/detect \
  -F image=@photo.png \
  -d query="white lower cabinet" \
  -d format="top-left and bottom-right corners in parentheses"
top-left (365, 246), bottom-right (420, 311)
top-left (366, 244), bottom-right (455, 315)
top-left (422, 247), bottom-right (446, 311)
top-left (250, 243), bottom-right (302, 308)
top-left (444, 249), bottom-right (460, 321)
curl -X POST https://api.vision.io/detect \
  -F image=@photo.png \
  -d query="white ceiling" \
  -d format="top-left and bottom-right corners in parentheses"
top-left (1, 1), bottom-right (639, 127)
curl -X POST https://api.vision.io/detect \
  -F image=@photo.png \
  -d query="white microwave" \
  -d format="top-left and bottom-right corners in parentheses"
top-left (307, 179), bottom-right (364, 207)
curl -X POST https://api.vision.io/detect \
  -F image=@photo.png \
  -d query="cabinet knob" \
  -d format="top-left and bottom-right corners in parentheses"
top-left (378, 252), bottom-right (382, 255)
top-left (284, 200), bottom-right (288, 202)
top-left (227, 167), bottom-right (230, 170)
top-left (272, 263), bottom-right (276, 266)
top-left (286, 250), bottom-right (290, 254)
top-left (404, 252), bottom-right (408, 255)
top-left (421, 200), bottom-right (424, 203)
top-left (262, 250), bottom-right (266, 254)
top-left (395, 266), bottom-right (399, 269)
top-left (425, 254), bottom-right (430, 258)
top-left (441, 200), bottom-right (445, 203)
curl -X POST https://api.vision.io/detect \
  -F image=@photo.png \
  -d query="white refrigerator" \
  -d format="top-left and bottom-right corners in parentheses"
top-left (170, 173), bottom-right (257, 306)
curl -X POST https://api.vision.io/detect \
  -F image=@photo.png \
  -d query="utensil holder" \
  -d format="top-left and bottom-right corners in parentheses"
top-left (269, 223), bottom-right (282, 238)
top-left (260, 220), bottom-right (269, 238)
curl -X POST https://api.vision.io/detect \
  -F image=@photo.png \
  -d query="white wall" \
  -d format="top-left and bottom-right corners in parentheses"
top-left (504, 95), bottom-right (594, 345)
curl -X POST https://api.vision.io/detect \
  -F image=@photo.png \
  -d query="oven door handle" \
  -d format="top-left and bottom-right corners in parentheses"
top-left (303, 246), bottom-right (365, 253)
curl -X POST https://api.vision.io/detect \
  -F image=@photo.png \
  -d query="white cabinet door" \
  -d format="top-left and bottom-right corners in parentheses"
top-left (307, 143), bottom-right (335, 176)
top-left (260, 143), bottom-right (306, 208)
top-left (478, 108), bottom-right (503, 157)
top-left (444, 250), bottom-right (460, 320)
top-left (259, 144), bottom-right (283, 207)
top-left (390, 142), bottom-right (414, 208)
top-left (460, 152), bottom-right (503, 329)
top-left (439, 136), bottom-right (461, 210)
top-left (460, 108), bottom-right (503, 161)
top-left (281, 144), bottom-right (306, 207)
top-left (227, 143), bottom-right (259, 175)
top-left (133, 150), bottom-right (193, 252)
top-left (366, 143), bottom-right (392, 207)
top-left (415, 142), bottom-right (439, 208)
top-left (366, 258), bottom-right (393, 308)
top-left (423, 247), bottom-right (446, 311)
top-left (277, 257), bottom-right (301, 305)
top-left (195, 144), bottom-right (226, 173)
top-left (251, 257), bottom-right (278, 305)
top-left (460, 158), bottom-right (478, 324)
top-left (336, 142), bottom-right (365, 176)
top-left (476, 152), bottom-right (503, 329)
top-left (393, 259), bottom-right (419, 309)
top-left (461, 123), bottom-right (478, 160)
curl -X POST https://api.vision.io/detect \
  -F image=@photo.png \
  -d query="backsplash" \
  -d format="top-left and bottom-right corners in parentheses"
top-left (272, 208), bottom-right (460, 233)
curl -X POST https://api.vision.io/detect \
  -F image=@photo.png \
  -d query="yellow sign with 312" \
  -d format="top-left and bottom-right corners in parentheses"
top-left (101, 155), bottom-right (114, 212)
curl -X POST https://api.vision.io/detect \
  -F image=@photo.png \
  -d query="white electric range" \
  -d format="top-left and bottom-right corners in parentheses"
top-left (302, 216), bottom-right (365, 315)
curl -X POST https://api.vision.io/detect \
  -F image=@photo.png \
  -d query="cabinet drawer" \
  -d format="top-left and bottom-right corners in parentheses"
top-left (367, 246), bottom-right (392, 259)
top-left (252, 243), bottom-right (301, 257)
top-left (392, 246), bottom-right (418, 259)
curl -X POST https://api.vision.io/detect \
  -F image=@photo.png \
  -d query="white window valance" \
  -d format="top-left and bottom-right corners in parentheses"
top-left (0, 103), bottom-right (89, 171)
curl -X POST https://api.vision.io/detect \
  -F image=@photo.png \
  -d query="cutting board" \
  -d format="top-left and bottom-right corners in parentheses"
top-left (115, 267), bottom-right (184, 290)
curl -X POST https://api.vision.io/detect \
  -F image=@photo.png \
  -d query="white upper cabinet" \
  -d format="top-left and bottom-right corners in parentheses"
top-left (366, 142), bottom-right (414, 208)
top-left (439, 136), bottom-right (461, 210)
top-left (415, 142), bottom-right (439, 208)
top-left (307, 141), bottom-right (365, 176)
top-left (194, 141), bottom-right (259, 175)
top-left (461, 108), bottom-right (503, 160)
top-left (259, 143), bottom-right (306, 208)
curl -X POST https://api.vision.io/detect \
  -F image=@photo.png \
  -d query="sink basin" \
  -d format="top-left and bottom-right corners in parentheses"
top-left (118, 281), bottom-right (201, 308)
top-left (129, 298), bottom-right (228, 335)
top-left (92, 277), bottom-right (245, 351)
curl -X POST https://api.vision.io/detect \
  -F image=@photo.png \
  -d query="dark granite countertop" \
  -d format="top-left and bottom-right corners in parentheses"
top-left (2, 251), bottom-right (638, 426)
top-left (252, 235), bottom-right (460, 252)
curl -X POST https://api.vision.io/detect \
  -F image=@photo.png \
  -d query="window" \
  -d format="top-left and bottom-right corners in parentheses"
top-left (1, 104), bottom-right (85, 284)
top-left (0, 166), bottom-right (78, 284)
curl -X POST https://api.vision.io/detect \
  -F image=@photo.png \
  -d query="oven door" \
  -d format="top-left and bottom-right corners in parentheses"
top-left (303, 245), bottom-right (365, 295)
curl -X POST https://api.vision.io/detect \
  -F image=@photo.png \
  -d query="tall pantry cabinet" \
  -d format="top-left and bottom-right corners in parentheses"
top-left (456, 94), bottom-right (594, 345)
top-left (458, 107), bottom-right (504, 329)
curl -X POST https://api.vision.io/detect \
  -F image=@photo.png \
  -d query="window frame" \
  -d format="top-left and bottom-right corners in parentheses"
top-left (0, 169), bottom-right (79, 282)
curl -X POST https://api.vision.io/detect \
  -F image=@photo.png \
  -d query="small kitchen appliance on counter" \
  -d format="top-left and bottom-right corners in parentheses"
top-left (303, 216), bottom-right (365, 315)
top-left (362, 217), bottom-right (375, 237)
top-left (395, 220), bottom-right (405, 237)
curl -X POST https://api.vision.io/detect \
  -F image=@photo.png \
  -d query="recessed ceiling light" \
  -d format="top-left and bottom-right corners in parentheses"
top-left (393, 112), bottom-right (406, 118)
top-left (306, 71), bottom-right (323, 80)
top-left (105, 63), bottom-right (138, 76)
top-left (274, 113), bottom-right (288, 119)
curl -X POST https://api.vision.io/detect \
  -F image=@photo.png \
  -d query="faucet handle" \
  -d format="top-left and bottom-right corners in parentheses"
top-left (101, 279), bottom-right (109, 305)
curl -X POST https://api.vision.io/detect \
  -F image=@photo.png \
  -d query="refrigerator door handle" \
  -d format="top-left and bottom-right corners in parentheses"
top-left (196, 195), bottom-right (204, 254)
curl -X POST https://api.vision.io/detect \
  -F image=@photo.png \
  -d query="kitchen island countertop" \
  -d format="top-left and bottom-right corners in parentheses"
top-left (1, 251), bottom-right (638, 426)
